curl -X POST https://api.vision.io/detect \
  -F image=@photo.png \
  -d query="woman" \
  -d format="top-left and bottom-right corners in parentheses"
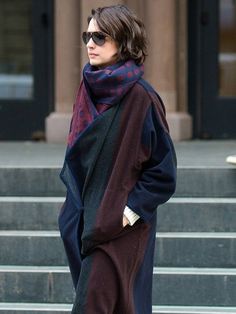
top-left (59, 4), bottom-right (177, 314)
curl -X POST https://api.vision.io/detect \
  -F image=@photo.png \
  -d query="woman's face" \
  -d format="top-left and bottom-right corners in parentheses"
top-left (86, 18), bottom-right (118, 68)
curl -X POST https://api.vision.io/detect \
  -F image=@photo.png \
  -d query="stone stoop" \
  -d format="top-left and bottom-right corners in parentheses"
top-left (0, 159), bottom-right (236, 313)
top-left (153, 164), bottom-right (236, 313)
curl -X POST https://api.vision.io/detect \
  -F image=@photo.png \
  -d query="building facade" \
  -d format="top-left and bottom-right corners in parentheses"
top-left (0, 0), bottom-right (235, 141)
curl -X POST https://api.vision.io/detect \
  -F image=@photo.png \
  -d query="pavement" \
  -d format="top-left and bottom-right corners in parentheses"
top-left (0, 140), bottom-right (235, 168)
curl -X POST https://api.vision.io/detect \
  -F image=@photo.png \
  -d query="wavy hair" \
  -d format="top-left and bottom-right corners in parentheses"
top-left (87, 5), bottom-right (148, 65)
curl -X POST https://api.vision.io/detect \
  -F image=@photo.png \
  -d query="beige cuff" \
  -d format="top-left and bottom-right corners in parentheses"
top-left (123, 206), bottom-right (140, 226)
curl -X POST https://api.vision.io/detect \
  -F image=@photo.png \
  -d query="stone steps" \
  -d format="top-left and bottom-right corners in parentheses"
top-left (0, 143), bottom-right (235, 313)
top-left (153, 267), bottom-right (236, 306)
top-left (0, 303), bottom-right (72, 314)
top-left (0, 167), bottom-right (64, 197)
top-left (1, 266), bottom-right (236, 307)
top-left (0, 166), bottom-right (236, 197)
top-left (157, 198), bottom-right (236, 232)
top-left (152, 306), bottom-right (236, 314)
top-left (0, 231), bottom-right (65, 266)
top-left (0, 197), bottom-right (64, 231)
top-left (175, 168), bottom-right (236, 197)
top-left (1, 304), bottom-right (236, 314)
top-left (1, 196), bottom-right (236, 232)
top-left (1, 230), bottom-right (236, 268)
top-left (155, 232), bottom-right (236, 267)
top-left (0, 196), bottom-right (236, 232)
top-left (0, 266), bottom-right (73, 304)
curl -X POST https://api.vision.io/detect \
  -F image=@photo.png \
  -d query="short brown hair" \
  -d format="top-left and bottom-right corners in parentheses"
top-left (88, 5), bottom-right (148, 65)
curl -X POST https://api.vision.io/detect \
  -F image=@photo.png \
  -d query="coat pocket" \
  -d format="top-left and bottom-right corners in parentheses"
top-left (81, 187), bottom-right (128, 254)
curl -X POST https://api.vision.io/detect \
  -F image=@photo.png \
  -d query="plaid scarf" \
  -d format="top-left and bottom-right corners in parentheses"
top-left (68, 60), bottom-right (144, 146)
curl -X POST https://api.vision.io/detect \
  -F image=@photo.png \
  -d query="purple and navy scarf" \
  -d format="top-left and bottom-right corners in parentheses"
top-left (68, 60), bottom-right (144, 146)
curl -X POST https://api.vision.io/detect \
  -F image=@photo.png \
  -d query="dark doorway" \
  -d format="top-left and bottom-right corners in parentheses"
top-left (188, 0), bottom-right (236, 139)
top-left (0, 0), bottom-right (54, 140)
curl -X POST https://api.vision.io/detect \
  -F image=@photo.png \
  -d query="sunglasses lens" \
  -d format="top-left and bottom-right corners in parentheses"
top-left (82, 32), bottom-right (106, 46)
top-left (93, 32), bottom-right (106, 46)
top-left (82, 32), bottom-right (89, 45)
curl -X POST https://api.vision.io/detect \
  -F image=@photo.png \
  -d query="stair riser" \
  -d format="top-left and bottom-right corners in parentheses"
top-left (0, 169), bottom-right (65, 197)
top-left (0, 237), bottom-right (67, 266)
top-left (2, 235), bottom-right (236, 268)
top-left (157, 201), bottom-right (236, 232)
top-left (153, 273), bottom-right (236, 306)
top-left (0, 201), bottom-right (63, 230)
top-left (0, 168), bottom-right (236, 197)
top-left (154, 237), bottom-right (236, 267)
top-left (176, 168), bottom-right (236, 197)
top-left (1, 200), bottom-right (236, 232)
top-left (0, 272), bottom-right (74, 303)
top-left (1, 272), bottom-right (236, 306)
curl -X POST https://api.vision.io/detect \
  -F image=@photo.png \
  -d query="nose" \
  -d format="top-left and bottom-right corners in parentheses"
top-left (86, 37), bottom-right (96, 48)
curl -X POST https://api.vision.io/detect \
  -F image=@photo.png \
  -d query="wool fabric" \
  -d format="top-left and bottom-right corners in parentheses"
top-left (59, 60), bottom-right (177, 314)
top-left (68, 60), bottom-right (144, 147)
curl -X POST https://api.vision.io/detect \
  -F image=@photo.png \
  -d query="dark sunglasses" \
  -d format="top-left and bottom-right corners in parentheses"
top-left (82, 31), bottom-right (108, 46)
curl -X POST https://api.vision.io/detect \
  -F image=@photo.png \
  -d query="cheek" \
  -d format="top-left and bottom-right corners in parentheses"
top-left (109, 46), bottom-right (118, 59)
top-left (112, 43), bottom-right (119, 55)
top-left (113, 46), bottom-right (118, 55)
top-left (105, 42), bottom-right (118, 57)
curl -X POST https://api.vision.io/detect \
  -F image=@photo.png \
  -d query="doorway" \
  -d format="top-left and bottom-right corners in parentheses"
top-left (188, 0), bottom-right (236, 139)
top-left (0, 0), bottom-right (54, 140)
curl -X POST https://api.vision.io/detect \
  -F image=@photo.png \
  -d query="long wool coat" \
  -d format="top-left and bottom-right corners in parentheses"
top-left (59, 77), bottom-right (177, 314)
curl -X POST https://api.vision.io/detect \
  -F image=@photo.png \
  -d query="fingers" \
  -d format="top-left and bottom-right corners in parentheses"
top-left (122, 215), bottom-right (129, 227)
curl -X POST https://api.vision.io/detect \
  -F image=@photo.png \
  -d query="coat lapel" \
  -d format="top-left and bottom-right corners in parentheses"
top-left (66, 103), bottom-right (121, 201)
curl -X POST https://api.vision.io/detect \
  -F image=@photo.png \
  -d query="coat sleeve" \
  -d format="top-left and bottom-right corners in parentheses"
top-left (126, 103), bottom-right (177, 222)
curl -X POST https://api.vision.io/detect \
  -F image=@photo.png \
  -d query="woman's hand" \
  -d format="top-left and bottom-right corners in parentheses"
top-left (122, 214), bottom-right (129, 227)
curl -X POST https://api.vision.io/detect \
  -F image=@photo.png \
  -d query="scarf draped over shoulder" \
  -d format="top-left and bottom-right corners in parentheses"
top-left (68, 60), bottom-right (144, 147)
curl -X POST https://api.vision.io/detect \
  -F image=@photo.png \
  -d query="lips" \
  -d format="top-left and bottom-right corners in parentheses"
top-left (88, 53), bottom-right (98, 57)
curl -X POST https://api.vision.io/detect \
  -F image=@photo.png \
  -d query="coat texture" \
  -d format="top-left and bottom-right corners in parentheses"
top-left (58, 60), bottom-right (177, 314)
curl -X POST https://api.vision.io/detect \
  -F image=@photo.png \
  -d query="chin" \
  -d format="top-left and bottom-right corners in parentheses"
top-left (89, 59), bottom-right (102, 67)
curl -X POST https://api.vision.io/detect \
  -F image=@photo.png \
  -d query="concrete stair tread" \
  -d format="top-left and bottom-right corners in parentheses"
top-left (1, 304), bottom-right (236, 314)
top-left (157, 232), bottom-right (236, 238)
top-left (0, 303), bottom-right (71, 311)
top-left (153, 306), bottom-right (236, 313)
top-left (154, 267), bottom-right (236, 275)
top-left (1, 265), bottom-right (236, 275)
top-left (0, 265), bottom-right (69, 272)
top-left (1, 196), bottom-right (236, 202)
top-left (0, 197), bottom-right (65, 202)
top-left (167, 197), bottom-right (236, 203)
top-left (2, 230), bottom-right (236, 237)
top-left (0, 230), bottom-right (60, 237)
